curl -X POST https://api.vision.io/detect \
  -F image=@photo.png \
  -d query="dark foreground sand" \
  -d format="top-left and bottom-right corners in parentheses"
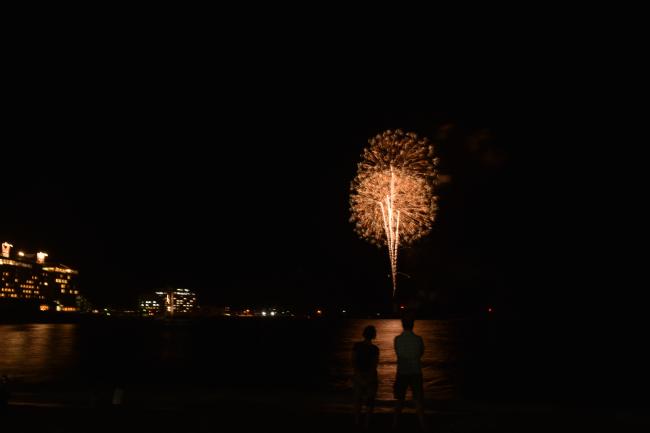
top-left (2, 396), bottom-right (649, 433)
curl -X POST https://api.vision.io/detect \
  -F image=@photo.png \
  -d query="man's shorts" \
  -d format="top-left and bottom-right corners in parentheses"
top-left (393, 373), bottom-right (423, 401)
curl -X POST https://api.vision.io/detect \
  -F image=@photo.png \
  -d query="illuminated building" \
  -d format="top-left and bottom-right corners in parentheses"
top-left (166, 288), bottom-right (197, 314)
top-left (138, 293), bottom-right (165, 316)
top-left (0, 241), bottom-right (80, 312)
top-left (139, 288), bottom-right (198, 316)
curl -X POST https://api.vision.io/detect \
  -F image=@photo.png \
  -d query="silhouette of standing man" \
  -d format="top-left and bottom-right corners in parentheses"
top-left (393, 315), bottom-right (426, 430)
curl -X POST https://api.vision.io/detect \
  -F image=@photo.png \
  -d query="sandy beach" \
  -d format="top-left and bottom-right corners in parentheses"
top-left (3, 386), bottom-right (650, 433)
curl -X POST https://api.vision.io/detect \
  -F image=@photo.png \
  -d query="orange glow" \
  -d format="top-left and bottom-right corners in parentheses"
top-left (1, 242), bottom-right (12, 258)
top-left (316, 309), bottom-right (322, 315)
top-left (39, 305), bottom-right (50, 311)
top-left (42, 266), bottom-right (78, 274)
top-left (36, 252), bottom-right (48, 264)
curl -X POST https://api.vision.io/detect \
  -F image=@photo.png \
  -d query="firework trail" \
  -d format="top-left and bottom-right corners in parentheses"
top-left (350, 129), bottom-right (438, 296)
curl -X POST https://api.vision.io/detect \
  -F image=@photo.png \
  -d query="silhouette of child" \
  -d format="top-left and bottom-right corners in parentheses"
top-left (352, 325), bottom-right (379, 429)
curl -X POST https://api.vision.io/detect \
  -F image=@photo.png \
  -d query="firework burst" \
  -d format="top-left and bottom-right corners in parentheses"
top-left (350, 129), bottom-right (438, 296)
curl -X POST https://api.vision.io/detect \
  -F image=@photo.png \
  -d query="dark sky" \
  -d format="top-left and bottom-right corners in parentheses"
top-left (2, 62), bottom-right (635, 319)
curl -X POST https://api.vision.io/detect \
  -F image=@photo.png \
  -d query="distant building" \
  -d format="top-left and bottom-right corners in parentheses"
top-left (1, 241), bottom-right (80, 312)
top-left (76, 294), bottom-right (93, 313)
top-left (138, 293), bottom-right (165, 316)
top-left (139, 288), bottom-right (198, 316)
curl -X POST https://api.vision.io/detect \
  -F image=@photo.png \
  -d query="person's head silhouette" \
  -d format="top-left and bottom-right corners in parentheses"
top-left (362, 325), bottom-right (376, 341)
top-left (401, 313), bottom-right (415, 331)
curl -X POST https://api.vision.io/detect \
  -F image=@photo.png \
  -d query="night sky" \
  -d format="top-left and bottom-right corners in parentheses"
top-left (2, 69), bottom-right (635, 320)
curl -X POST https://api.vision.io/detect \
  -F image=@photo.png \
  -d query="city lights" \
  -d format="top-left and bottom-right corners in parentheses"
top-left (139, 288), bottom-right (198, 317)
top-left (0, 241), bottom-right (80, 312)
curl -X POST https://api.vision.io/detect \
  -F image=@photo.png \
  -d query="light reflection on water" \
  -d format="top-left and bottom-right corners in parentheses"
top-left (0, 320), bottom-right (464, 401)
top-left (332, 319), bottom-right (460, 401)
top-left (0, 324), bottom-right (77, 383)
top-left (1, 319), bottom-right (631, 408)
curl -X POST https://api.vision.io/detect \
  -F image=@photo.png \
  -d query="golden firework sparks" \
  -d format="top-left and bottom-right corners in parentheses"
top-left (350, 129), bottom-right (438, 296)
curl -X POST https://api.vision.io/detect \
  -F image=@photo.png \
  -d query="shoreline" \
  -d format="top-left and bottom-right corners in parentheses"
top-left (0, 314), bottom-right (492, 325)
